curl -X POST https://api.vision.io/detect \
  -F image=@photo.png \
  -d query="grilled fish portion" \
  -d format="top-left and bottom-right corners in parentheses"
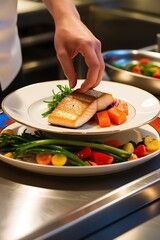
top-left (48, 89), bottom-right (114, 128)
top-left (85, 89), bottom-right (114, 111)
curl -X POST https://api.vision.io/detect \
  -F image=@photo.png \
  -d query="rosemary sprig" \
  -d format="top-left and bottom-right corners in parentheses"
top-left (42, 84), bottom-right (72, 117)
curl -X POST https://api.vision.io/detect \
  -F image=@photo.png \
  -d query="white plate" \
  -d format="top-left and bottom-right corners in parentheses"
top-left (2, 80), bottom-right (160, 135)
top-left (0, 122), bottom-right (159, 176)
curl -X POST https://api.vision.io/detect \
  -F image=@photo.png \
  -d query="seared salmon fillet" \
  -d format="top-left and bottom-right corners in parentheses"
top-left (85, 89), bottom-right (114, 111)
top-left (48, 92), bottom-right (97, 128)
top-left (48, 90), bottom-right (114, 128)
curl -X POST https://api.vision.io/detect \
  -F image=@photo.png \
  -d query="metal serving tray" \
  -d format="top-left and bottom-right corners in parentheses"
top-left (0, 154), bottom-right (159, 240)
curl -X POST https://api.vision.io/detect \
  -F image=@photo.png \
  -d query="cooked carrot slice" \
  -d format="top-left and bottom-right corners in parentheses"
top-left (85, 160), bottom-right (98, 166)
top-left (36, 153), bottom-right (52, 165)
top-left (95, 110), bottom-right (111, 127)
top-left (108, 107), bottom-right (127, 125)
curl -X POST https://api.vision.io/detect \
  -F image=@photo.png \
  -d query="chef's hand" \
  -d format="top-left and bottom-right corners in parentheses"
top-left (43, 0), bottom-right (105, 92)
top-left (54, 16), bottom-right (105, 92)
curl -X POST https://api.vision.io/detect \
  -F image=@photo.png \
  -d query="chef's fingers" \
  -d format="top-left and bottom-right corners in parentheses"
top-left (57, 51), bottom-right (77, 89)
top-left (79, 41), bottom-right (105, 92)
top-left (92, 45), bottom-right (105, 89)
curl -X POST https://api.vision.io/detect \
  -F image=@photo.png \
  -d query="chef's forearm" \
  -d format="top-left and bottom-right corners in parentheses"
top-left (43, 0), bottom-right (80, 24)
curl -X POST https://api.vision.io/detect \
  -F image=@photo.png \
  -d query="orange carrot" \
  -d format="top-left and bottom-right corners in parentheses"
top-left (108, 107), bottom-right (127, 125)
top-left (36, 153), bottom-right (52, 165)
top-left (85, 160), bottom-right (98, 166)
top-left (95, 110), bottom-right (111, 127)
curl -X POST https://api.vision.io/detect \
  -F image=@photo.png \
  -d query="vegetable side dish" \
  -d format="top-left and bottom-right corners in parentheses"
top-left (112, 58), bottom-right (160, 79)
top-left (1, 129), bottom-right (160, 166)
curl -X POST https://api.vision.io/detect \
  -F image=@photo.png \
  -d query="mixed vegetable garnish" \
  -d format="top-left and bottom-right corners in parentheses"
top-left (0, 129), bottom-right (159, 166)
top-left (112, 58), bottom-right (160, 79)
top-left (94, 99), bottom-right (128, 127)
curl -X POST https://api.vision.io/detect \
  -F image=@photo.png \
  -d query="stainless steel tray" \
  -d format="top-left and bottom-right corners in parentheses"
top-left (0, 154), bottom-right (159, 240)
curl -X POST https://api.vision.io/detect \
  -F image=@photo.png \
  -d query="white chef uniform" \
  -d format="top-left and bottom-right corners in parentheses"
top-left (0, 0), bottom-right (22, 91)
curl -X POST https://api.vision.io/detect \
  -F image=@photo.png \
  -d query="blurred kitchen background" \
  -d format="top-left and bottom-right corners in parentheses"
top-left (18, 0), bottom-right (160, 85)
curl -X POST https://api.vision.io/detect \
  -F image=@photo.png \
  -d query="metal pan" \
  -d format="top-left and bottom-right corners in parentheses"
top-left (103, 49), bottom-right (160, 96)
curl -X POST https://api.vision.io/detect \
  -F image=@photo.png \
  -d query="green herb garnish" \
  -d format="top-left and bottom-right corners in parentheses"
top-left (42, 84), bottom-right (72, 117)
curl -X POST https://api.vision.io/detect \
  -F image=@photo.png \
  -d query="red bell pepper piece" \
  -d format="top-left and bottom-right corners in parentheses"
top-left (91, 151), bottom-right (114, 165)
top-left (134, 144), bottom-right (148, 158)
top-left (77, 146), bottom-right (92, 159)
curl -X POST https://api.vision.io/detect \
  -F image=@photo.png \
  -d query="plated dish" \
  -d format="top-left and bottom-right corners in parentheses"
top-left (2, 80), bottom-right (160, 135)
top-left (0, 122), bottom-right (159, 176)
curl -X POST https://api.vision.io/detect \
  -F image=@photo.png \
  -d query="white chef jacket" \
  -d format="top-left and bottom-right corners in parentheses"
top-left (0, 0), bottom-right (22, 91)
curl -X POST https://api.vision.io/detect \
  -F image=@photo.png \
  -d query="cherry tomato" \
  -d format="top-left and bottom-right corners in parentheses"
top-left (134, 144), bottom-right (148, 158)
top-left (131, 66), bottom-right (142, 75)
top-left (139, 58), bottom-right (149, 65)
top-left (152, 72), bottom-right (160, 79)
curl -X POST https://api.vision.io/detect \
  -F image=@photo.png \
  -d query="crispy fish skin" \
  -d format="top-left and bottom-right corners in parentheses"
top-left (48, 92), bottom-right (97, 128)
top-left (86, 89), bottom-right (114, 111)
top-left (48, 89), bottom-right (114, 128)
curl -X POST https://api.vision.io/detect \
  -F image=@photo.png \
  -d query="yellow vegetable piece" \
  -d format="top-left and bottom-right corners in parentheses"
top-left (149, 67), bottom-right (160, 73)
top-left (123, 142), bottom-right (134, 154)
top-left (1, 129), bottom-right (14, 135)
top-left (146, 139), bottom-right (160, 152)
top-left (144, 135), bottom-right (154, 146)
top-left (52, 154), bottom-right (67, 166)
top-left (4, 152), bottom-right (14, 158)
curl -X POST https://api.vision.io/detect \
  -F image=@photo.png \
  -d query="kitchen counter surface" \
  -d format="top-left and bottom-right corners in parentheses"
top-left (0, 154), bottom-right (159, 240)
top-left (0, 111), bottom-right (159, 239)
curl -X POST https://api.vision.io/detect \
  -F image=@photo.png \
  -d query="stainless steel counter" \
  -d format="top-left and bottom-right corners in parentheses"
top-left (0, 153), bottom-right (159, 240)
